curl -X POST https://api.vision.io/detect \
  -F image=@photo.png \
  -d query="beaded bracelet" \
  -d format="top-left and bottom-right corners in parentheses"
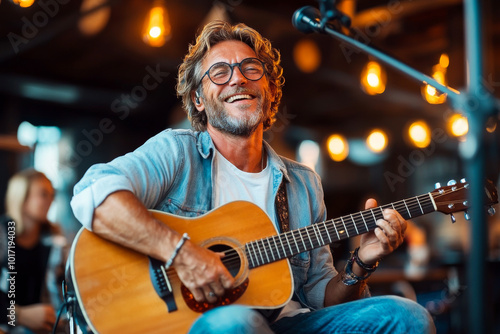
top-left (165, 233), bottom-right (190, 270)
top-left (353, 247), bottom-right (379, 272)
top-left (341, 247), bottom-right (379, 286)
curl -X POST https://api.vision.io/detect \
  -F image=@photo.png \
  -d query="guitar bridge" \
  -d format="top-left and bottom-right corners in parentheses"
top-left (148, 257), bottom-right (177, 312)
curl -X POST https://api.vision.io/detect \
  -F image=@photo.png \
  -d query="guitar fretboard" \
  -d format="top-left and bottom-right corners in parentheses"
top-left (244, 193), bottom-right (436, 269)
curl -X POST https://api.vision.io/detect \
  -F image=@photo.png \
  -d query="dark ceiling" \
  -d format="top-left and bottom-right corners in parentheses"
top-left (0, 0), bottom-right (499, 180)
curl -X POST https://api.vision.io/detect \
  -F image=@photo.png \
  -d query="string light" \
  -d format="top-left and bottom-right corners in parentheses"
top-left (422, 53), bottom-right (448, 104)
top-left (407, 120), bottom-right (431, 148)
top-left (143, 0), bottom-right (171, 47)
top-left (326, 134), bottom-right (348, 162)
top-left (448, 113), bottom-right (468, 137)
top-left (366, 129), bottom-right (387, 152)
top-left (360, 61), bottom-right (386, 95)
top-left (78, 0), bottom-right (111, 36)
top-left (11, 0), bottom-right (35, 7)
top-left (293, 39), bottom-right (321, 73)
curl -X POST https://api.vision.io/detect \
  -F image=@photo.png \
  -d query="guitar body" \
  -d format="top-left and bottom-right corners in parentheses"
top-left (67, 201), bottom-right (293, 334)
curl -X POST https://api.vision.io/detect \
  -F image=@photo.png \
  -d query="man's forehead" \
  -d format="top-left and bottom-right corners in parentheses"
top-left (203, 40), bottom-right (257, 65)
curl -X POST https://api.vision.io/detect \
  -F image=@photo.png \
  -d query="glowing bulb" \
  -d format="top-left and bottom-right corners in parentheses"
top-left (361, 61), bottom-right (386, 95)
top-left (366, 129), bottom-right (387, 152)
top-left (426, 85), bottom-right (436, 96)
top-left (448, 114), bottom-right (468, 137)
top-left (12, 0), bottom-right (35, 7)
top-left (327, 134), bottom-right (348, 162)
top-left (293, 39), bottom-right (321, 73)
top-left (78, 0), bottom-right (111, 36)
top-left (367, 73), bottom-right (380, 88)
top-left (143, 1), bottom-right (171, 47)
top-left (408, 121), bottom-right (431, 148)
top-left (439, 53), bottom-right (449, 68)
top-left (422, 53), bottom-right (448, 104)
top-left (149, 27), bottom-right (162, 38)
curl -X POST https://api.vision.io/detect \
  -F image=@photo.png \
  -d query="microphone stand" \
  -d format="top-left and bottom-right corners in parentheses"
top-left (293, 1), bottom-right (499, 332)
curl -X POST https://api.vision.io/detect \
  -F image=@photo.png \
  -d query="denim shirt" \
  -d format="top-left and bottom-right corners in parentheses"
top-left (71, 129), bottom-right (337, 311)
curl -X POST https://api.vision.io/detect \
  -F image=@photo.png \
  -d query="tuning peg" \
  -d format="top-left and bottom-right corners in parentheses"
top-left (435, 182), bottom-right (442, 189)
top-left (460, 178), bottom-right (467, 183)
top-left (447, 179), bottom-right (457, 186)
top-left (488, 206), bottom-right (496, 216)
top-left (464, 211), bottom-right (470, 220)
top-left (450, 213), bottom-right (456, 223)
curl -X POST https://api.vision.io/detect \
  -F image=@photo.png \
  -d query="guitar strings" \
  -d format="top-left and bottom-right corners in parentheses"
top-left (243, 195), bottom-right (432, 266)
top-left (164, 187), bottom-right (465, 275)
top-left (241, 189), bottom-right (463, 267)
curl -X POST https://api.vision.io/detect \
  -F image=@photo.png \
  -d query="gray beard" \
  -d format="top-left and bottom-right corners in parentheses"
top-left (205, 91), bottom-right (270, 137)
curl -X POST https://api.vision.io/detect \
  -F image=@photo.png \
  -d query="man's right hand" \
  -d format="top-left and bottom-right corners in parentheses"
top-left (173, 239), bottom-right (235, 303)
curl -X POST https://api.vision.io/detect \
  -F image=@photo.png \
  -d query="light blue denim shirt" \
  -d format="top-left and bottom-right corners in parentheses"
top-left (71, 129), bottom-right (337, 310)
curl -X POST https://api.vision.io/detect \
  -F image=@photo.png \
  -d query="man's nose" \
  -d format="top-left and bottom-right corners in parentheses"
top-left (228, 66), bottom-right (247, 86)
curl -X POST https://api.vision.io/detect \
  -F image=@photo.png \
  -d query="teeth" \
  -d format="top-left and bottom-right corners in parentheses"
top-left (226, 94), bottom-right (252, 103)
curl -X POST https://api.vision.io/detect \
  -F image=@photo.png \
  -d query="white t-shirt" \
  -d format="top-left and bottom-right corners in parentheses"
top-left (212, 149), bottom-right (310, 320)
top-left (212, 149), bottom-right (276, 225)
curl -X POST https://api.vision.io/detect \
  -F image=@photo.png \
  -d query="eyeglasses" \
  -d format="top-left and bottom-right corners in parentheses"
top-left (198, 58), bottom-right (266, 86)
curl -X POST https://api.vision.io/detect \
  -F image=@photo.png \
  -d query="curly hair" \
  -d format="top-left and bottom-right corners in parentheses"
top-left (176, 21), bottom-right (284, 131)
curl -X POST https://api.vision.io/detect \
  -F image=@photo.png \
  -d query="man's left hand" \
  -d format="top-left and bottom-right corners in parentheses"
top-left (358, 198), bottom-right (407, 265)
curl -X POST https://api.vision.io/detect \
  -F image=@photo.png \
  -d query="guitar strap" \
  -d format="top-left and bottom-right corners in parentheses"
top-left (259, 180), bottom-right (290, 324)
top-left (275, 180), bottom-right (290, 233)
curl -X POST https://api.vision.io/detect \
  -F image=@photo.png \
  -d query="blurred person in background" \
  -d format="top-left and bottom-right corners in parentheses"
top-left (1, 169), bottom-right (66, 334)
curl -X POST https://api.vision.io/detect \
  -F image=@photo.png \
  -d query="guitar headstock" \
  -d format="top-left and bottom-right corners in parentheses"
top-left (431, 179), bottom-right (498, 219)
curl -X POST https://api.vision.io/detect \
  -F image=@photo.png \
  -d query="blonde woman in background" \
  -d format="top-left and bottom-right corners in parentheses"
top-left (1, 169), bottom-right (66, 334)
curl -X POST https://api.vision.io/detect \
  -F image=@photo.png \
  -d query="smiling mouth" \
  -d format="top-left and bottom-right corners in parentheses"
top-left (225, 94), bottom-right (255, 103)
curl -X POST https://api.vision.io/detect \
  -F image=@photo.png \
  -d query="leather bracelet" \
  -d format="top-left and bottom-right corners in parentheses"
top-left (341, 255), bottom-right (371, 286)
top-left (353, 247), bottom-right (379, 273)
top-left (341, 247), bottom-right (379, 286)
top-left (165, 233), bottom-right (190, 270)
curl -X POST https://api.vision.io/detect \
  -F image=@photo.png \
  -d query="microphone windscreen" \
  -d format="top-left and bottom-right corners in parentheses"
top-left (292, 6), bottom-right (322, 34)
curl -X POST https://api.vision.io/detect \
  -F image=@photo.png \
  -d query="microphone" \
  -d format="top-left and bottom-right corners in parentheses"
top-left (292, 6), bottom-right (322, 34)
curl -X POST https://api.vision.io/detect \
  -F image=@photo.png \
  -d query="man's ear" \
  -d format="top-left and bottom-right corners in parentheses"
top-left (191, 90), bottom-right (204, 111)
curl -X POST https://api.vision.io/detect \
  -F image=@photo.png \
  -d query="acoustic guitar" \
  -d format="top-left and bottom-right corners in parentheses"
top-left (66, 180), bottom-right (497, 333)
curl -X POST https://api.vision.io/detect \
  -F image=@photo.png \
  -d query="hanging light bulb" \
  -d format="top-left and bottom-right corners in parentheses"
top-left (11, 0), bottom-right (35, 7)
top-left (78, 0), bottom-right (111, 36)
top-left (422, 53), bottom-right (449, 104)
top-left (366, 129), bottom-right (388, 153)
top-left (293, 39), bottom-right (321, 73)
top-left (407, 120), bottom-right (431, 148)
top-left (447, 113), bottom-right (469, 137)
top-left (143, 0), bottom-right (171, 47)
top-left (360, 61), bottom-right (386, 95)
top-left (326, 134), bottom-right (349, 162)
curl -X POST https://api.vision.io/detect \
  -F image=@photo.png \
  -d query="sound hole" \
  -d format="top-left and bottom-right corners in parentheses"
top-left (207, 244), bottom-right (241, 278)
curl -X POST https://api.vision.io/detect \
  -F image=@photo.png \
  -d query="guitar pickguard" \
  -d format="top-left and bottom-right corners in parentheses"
top-left (181, 278), bottom-right (249, 313)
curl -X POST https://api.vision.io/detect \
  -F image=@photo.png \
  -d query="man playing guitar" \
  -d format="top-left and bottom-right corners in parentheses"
top-left (71, 20), bottom-right (435, 333)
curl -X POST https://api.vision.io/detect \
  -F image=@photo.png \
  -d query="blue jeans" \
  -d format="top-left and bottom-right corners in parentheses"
top-left (189, 296), bottom-right (435, 334)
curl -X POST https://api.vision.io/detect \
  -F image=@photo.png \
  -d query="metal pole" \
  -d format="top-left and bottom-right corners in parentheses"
top-left (322, 25), bottom-right (461, 101)
top-left (462, 0), bottom-right (494, 332)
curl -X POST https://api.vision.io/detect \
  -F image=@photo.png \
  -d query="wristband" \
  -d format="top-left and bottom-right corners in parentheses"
top-left (353, 247), bottom-right (379, 272)
top-left (341, 247), bottom-right (378, 286)
top-left (165, 233), bottom-right (190, 269)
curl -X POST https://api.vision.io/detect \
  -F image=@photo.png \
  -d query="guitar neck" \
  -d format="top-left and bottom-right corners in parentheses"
top-left (245, 192), bottom-right (436, 269)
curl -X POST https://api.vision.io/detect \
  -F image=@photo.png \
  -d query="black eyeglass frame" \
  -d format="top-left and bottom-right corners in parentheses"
top-left (197, 57), bottom-right (266, 87)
